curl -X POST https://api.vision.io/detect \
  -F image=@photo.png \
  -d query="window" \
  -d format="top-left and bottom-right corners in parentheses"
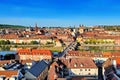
top-left (88, 69), bottom-right (90, 71)
top-left (70, 73), bottom-right (73, 75)
top-left (74, 63), bottom-right (77, 67)
top-left (85, 69), bottom-right (87, 71)
top-left (80, 69), bottom-right (82, 71)
top-left (88, 73), bottom-right (91, 75)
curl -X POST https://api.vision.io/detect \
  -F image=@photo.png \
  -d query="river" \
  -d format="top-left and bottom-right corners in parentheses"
top-left (0, 51), bottom-right (16, 55)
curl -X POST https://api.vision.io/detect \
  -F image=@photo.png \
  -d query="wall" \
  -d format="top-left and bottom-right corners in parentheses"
top-left (69, 68), bottom-right (98, 77)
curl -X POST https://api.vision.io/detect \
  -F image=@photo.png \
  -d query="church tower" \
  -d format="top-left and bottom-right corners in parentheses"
top-left (79, 24), bottom-right (84, 34)
top-left (35, 23), bottom-right (39, 32)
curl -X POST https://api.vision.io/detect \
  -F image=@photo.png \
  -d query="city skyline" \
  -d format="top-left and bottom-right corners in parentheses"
top-left (0, 0), bottom-right (120, 27)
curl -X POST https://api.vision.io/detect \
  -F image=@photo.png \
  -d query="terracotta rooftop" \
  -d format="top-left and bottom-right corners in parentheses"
top-left (32, 49), bottom-right (51, 55)
top-left (67, 51), bottom-right (120, 58)
top-left (20, 60), bottom-right (33, 64)
top-left (71, 77), bottom-right (87, 80)
top-left (61, 58), bottom-right (97, 69)
top-left (102, 52), bottom-right (112, 57)
top-left (116, 58), bottom-right (120, 65)
top-left (0, 34), bottom-right (19, 39)
top-left (48, 62), bottom-right (58, 80)
top-left (17, 49), bottom-right (31, 53)
top-left (0, 70), bottom-right (18, 77)
top-left (111, 52), bottom-right (120, 57)
top-left (0, 60), bottom-right (11, 66)
top-left (67, 51), bottom-right (92, 56)
top-left (17, 49), bottom-right (52, 56)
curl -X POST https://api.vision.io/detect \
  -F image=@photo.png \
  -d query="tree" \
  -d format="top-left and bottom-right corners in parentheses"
top-left (0, 55), bottom-right (3, 60)
top-left (84, 40), bottom-right (89, 44)
top-left (30, 41), bottom-right (38, 44)
top-left (0, 40), bottom-right (11, 45)
top-left (1, 46), bottom-right (10, 51)
top-left (46, 41), bottom-right (53, 45)
top-left (14, 44), bottom-right (18, 48)
top-left (0, 40), bottom-right (6, 45)
top-left (4, 54), bottom-right (15, 60)
top-left (5, 46), bottom-right (10, 50)
top-left (6, 40), bottom-right (10, 44)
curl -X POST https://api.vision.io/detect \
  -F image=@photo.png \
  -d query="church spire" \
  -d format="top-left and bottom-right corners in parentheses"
top-left (35, 23), bottom-right (38, 32)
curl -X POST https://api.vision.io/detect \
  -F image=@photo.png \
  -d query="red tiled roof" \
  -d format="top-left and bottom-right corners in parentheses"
top-left (116, 58), bottom-right (120, 65)
top-left (30, 35), bottom-right (52, 39)
top-left (17, 49), bottom-right (31, 53)
top-left (61, 58), bottom-right (97, 69)
top-left (20, 60), bottom-right (33, 64)
top-left (72, 77), bottom-right (86, 80)
top-left (32, 49), bottom-right (51, 55)
top-left (67, 51), bottom-right (92, 56)
top-left (0, 34), bottom-right (19, 39)
top-left (102, 52), bottom-right (112, 57)
top-left (0, 60), bottom-right (11, 65)
top-left (67, 51), bottom-right (120, 58)
top-left (17, 49), bottom-right (52, 56)
top-left (112, 52), bottom-right (120, 57)
top-left (48, 62), bottom-right (58, 80)
top-left (0, 70), bottom-right (18, 77)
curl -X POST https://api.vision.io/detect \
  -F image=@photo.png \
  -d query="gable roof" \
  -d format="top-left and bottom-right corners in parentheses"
top-left (0, 60), bottom-right (11, 66)
top-left (32, 49), bottom-right (51, 55)
top-left (17, 49), bottom-right (31, 53)
top-left (17, 49), bottom-right (52, 56)
top-left (25, 60), bottom-right (48, 78)
top-left (116, 58), bottom-right (120, 65)
top-left (0, 70), bottom-right (18, 77)
top-left (61, 58), bottom-right (97, 69)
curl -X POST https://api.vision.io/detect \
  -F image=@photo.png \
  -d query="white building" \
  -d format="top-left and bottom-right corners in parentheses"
top-left (61, 58), bottom-right (98, 79)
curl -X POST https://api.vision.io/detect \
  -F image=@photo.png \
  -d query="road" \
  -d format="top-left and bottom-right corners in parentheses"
top-left (58, 41), bottom-right (78, 58)
top-left (96, 63), bottom-right (104, 80)
top-left (98, 66), bottom-right (103, 80)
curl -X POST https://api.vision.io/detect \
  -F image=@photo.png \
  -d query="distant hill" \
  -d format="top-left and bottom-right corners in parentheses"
top-left (103, 25), bottom-right (120, 30)
top-left (97, 25), bottom-right (120, 30)
top-left (0, 24), bottom-right (26, 28)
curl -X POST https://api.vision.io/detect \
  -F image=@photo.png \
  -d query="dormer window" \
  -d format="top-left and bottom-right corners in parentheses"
top-left (80, 63), bottom-right (84, 67)
top-left (74, 63), bottom-right (77, 67)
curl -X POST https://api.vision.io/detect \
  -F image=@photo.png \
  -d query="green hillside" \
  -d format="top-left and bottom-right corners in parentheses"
top-left (0, 24), bottom-right (26, 28)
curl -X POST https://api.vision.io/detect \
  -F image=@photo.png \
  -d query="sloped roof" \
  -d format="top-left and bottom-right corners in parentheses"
top-left (32, 49), bottom-right (51, 55)
top-left (61, 58), bottom-right (97, 69)
top-left (17, 49), bottom-right (52, 56)
top-left (0, 60), bottom-right (11, 65)
top-left (0, 70), bottom-right (18, 77)
top-left (25, 60), bottom-right (48, 78)
top-left (116, 58), bottom-right (120, 65)
top-left (17, 49), bottom-right (31, 53)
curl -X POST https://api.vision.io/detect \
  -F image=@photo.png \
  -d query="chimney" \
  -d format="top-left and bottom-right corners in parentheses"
top-left (69, 58), bottom-right (71, 63)
top-left (112, 59), bottom-right (117, 69)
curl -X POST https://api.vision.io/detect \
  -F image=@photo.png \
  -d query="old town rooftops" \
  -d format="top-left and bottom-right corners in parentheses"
top-left (61, 58), bottom-right (97, 68)
top-left (17, 49), bottom-right (52, 55)
top-left (25, 60), bottom-right (48, 78)
top-left (67, 51), bottom-right (120, 58)
top-left (0, 70), bottom-right (18, 78)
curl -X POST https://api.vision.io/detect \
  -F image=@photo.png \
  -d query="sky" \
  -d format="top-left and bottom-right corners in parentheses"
top-left (0, 0), bottom-right (120, 27)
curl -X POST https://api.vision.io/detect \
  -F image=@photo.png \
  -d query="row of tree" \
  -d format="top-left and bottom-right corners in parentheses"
top-left (0, 40), bottom-right (54, 45)
top-left (0, 40), bottom-right (39, 45)
top-left (84, 39), bottom-right (114, 44)
top-left (0, 54), bottom-right (15, 60)
top-left (0, 24), bottom-right (25, 28)
top-left (0, 40), bottom-right (10, 45)
top-left (79, 46), bottom-right (120, 52)
top-left (0, 46), bottom-right (10, 50)
top-left (103, 26), bottom-right (120, 30)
